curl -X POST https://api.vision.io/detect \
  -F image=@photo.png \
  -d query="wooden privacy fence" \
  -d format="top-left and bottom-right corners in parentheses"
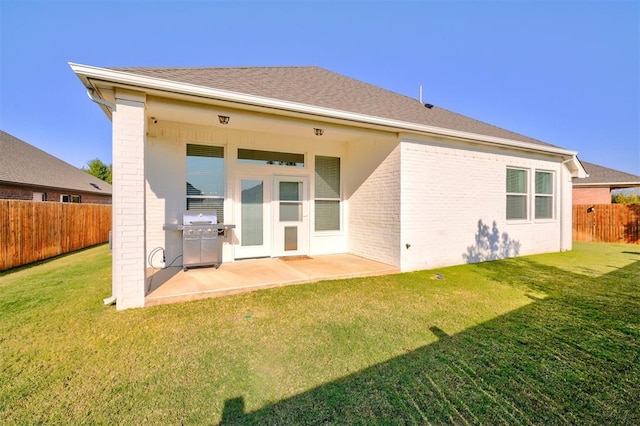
top-left (0, 200), bottom-right (112, 271)
top-left (573, 204), bottom-right (640, 244)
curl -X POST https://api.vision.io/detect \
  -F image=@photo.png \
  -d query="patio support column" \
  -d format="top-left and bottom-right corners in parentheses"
top-left (112, 89), bottom-right (146, 310)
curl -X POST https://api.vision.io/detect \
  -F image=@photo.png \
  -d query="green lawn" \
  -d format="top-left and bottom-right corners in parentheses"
top-left (1, 243), bottom-right (638, 424)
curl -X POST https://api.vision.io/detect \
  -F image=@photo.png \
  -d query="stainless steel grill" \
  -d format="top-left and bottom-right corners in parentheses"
top-left (180, 211), bottom-right (233, 271)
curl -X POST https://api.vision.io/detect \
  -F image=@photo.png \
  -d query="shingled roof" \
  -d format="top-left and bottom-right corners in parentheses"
top-left (574, 160), bottom-right (640, 187)
top-left (108, 66), bottom-right (558, 149)
top-left (0, 130), bottom-right (112, 195)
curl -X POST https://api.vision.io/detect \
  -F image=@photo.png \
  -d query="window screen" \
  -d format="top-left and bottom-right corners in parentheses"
top-left (535, 171), bottom-right (553, 219)
top-left (315, 156), bottom-right (341, 231)
top-left (186, 144), bottom-right (225, 221)
top-left (506, 168), bottom-right (528, 220)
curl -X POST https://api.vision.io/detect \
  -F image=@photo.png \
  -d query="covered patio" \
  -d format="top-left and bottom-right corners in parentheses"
top-left (145, 254), bottom-right (399, 307)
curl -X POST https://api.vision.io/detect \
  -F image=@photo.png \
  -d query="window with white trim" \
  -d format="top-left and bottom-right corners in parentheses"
top-left (238, 148), bottom-right (304, 167)
top-left (535, 171), bottom-right (554, 219)
top-left (314, 156), bottom-right (341, 231)
top-left (186, 144), bottom-right (225, 221)
top-left (506, 168), bottom-right (528, 220)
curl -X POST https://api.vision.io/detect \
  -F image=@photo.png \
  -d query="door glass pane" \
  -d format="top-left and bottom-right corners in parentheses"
top-left (280, 202), bottom-right (302, 221)
top-left (241, 180), bottom-right (263, 246)
top-left (280, 182), bottom-right (301, 201)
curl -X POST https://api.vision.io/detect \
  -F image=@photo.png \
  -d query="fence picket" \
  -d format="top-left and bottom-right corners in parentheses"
top-left (573, 204), bottom-right (640, 244)
top-left (0, 200), bottom-right (111, 271)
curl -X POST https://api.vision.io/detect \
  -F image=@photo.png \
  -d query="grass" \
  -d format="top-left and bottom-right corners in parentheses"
top-left (1, 242), bottom-right (638, 424)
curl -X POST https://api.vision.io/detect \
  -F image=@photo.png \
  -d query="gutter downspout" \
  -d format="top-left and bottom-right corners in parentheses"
top-left (87, 89), bottom-right (116, 112)
top-left (560, 157), bottom-right (577, 252)
top-left (86, 88), bottom-right (117, 306)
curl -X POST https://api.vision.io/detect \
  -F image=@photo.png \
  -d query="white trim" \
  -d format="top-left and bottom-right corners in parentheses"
top-left (70, 62), bottom-right (580, 158)
top-left (573, 182), bottom-right (640, 187)
top-left (534, 170), bottom-right (555, 220)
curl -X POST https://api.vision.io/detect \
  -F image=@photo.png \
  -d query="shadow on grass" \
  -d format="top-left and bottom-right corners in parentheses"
top-left (0, 243), bottom-right (108, 277)
top-left (219, 258), bottom-right (639, 425)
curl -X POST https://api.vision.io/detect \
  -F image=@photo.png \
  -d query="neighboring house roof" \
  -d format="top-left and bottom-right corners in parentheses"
top-left (110, 66), bottom-right (556, 149)
top-left (0, 130), bottom-right (112, 195)
top-left (573, 160), bottom-right (640, 188)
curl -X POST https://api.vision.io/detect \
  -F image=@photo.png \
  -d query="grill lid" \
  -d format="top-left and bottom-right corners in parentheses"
top-left (183, 211), bottom-right (218, 225)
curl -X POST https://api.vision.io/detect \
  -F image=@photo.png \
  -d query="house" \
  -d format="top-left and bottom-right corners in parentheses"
top-left (70, 63), bottom-right (586, 310)
top-left (572, 160), bottom-right (640, 204)
top-left (0, 130), bottom-right (112, 204)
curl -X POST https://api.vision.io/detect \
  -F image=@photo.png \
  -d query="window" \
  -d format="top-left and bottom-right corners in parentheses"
top-left (315, 156), bottom-right (341, 231)
top-left (186, 144), bottom-right (225, 221)
top-left (60, 195), bottom-right (80, 203)
top-left (238, 148), bottom-right (304, 167)
top-left (506, 168), bottom-right (528, 220)
top-left (535, 171), bottom-right (554, 219)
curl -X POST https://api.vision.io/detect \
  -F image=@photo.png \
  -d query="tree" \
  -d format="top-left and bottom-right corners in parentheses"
top-left (84, 158), bottom-right (112, 184)
top-left (612, 193), bottom-right (640, 204)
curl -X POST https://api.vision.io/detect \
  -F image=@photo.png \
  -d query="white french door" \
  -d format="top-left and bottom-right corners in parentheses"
top-left (273, 176), bottom-right (309, 257)
top-left (234, 177), bottom-right (271, 259)
top-left (234, 175), bottom-right (309, 259)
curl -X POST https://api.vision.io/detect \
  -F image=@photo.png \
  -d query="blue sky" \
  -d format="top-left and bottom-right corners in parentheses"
top-left (1, 0), bottom-right (638, 174)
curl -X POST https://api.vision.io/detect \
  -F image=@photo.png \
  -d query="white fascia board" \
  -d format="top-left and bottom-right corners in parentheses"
top-left (69, 62), bottom-right (578, 158)
top-left (565, 156), bottom-right (588, 178)
top-left (573, 181), bottom-right (640, 187)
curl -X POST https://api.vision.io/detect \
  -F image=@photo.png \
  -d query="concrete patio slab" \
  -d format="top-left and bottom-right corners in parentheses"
top-left (145, 254), bottom-right (399, 307)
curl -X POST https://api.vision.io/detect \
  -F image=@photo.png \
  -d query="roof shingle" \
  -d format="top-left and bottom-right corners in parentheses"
top-left (108, 65), bottom-right (558, 149)
top-left (574, 160), bottom-right (640, 186)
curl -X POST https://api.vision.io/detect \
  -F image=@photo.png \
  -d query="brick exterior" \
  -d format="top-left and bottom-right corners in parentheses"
top-left (399, 135), bottom-right (567, 271)
top-left (0, 183), bottom-right (111, 204)
top-left (346, 136), bottom-right (401, 267)
top-left (112, 90), bottom-right (147, 310)
top-left (572, 187), bottom-right (611, 204)
top-left (116, 113), bottom-right (577, 309)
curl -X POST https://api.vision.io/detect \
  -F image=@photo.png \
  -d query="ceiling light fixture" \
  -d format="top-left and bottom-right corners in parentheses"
top-left (314, 128), bottom-right (324, 136)
top-left (218, 115), bottom-right (230, 125)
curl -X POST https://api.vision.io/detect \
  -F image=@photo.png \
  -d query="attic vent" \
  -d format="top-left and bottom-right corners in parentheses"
top-left (90, 183), bottom-right (102, 190)
top-left (424, 103), bottom-right (434, 109)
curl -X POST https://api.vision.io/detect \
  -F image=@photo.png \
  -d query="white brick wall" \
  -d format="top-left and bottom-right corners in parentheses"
top-left (399, 135), bottom-right (567, 271)
top-left (144, 119), bottom-right (349, 265)
top-left (138, 100), bottom-right (574, 284)
top-left (112, 90), bottom-right (146, 310)
top-left (346, 135), bottom-right (401, 267)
